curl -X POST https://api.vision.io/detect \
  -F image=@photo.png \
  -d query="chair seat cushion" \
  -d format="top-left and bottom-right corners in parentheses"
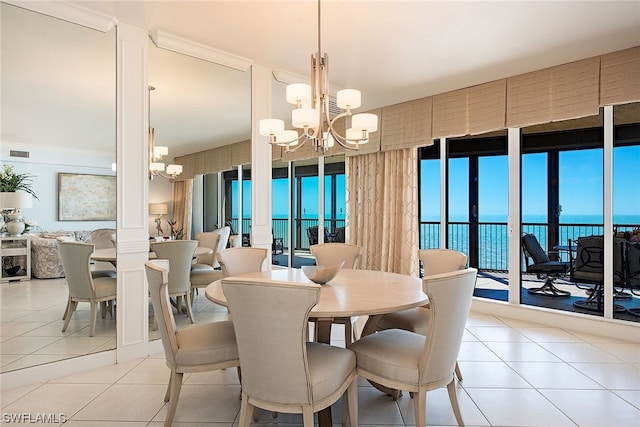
top-left (349, 329), bottom-right (424, 385)
top-left (376, 306), bottom-right (429, 334)
top-left (91, 270), bottom-right (117, 279)
top-left (191, 263), bottom-right (215, 272)
top-left (306, 342), bottom-right (355, 401)
top-left (528, 261), bottom-right (567, 274)
top-left (176, 320), bottom-right (238, 366)
top-left (93, 277), bottom-right (117, 298)
top-left (190, 269), bottom-right (226, 287)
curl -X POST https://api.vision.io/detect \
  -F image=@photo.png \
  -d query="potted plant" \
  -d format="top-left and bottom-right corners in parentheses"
top-left (0, 165), bottom-right (38, 236)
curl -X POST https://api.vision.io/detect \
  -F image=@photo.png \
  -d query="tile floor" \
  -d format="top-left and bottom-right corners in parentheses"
top-left (2, 306), bottom-right (639, 426)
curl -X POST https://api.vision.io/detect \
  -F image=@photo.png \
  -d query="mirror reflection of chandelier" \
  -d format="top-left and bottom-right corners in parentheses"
top-left (259, 0), bottom-right (378, 153)
top-left (148, 86), bottom-right (183, 180)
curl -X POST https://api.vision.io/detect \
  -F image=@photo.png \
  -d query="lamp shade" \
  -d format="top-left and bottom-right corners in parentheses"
top-left (166, 164), bottom-right (183, 176)
top-left (149, 203), bottom-right (169, 215)
top-left (0, 191), bottom-right (32, 209)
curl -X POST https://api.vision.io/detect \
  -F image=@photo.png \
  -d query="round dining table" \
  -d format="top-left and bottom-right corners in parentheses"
top-left (205, 267), bottom-right (427, 427)
top-left (91, 246), bottom-right (213, 264)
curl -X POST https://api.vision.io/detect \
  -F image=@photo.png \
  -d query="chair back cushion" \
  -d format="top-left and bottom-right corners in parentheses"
top-left (521, 233), bottom-right (551, 264)
top-left (90, 228), bottom-right (116, 249)
top-left (58, 241), bottom-right (96, 300)
top-left (223, 279), bottom-right (320, 405)
top-left (310, 243), bottom-right (361, 269)
top-left (217, 247), bottom-right (267, 276)
top-left (194, 231), bottom-right (221, 267)
top-left (150, 240), bottom-right (198, 295)
top-left (418, 249), bottom-right (467, 277)
top-left (212, 226), bottom-right (231, 267)
top-left (145, 260), bottom-right (178, 366)
top-left (420, 268), bottom-right (477, 387)
top-left (573, 235), bottom-right (604, 283)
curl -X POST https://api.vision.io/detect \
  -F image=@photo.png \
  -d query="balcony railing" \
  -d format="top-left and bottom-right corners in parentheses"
top-left (420, 221), bottom-right (637, 271)
top-left (228, 218), bottom-right (345, 251)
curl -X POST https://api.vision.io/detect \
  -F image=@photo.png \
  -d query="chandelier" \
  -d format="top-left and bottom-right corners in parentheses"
top-left (259, 0), bottom-right (378, 153)
top-left (148, 86), bottom-right (183, 179)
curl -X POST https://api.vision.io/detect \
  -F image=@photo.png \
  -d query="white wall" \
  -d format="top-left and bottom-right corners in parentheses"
top-left (1, 143), bottom-right (116, 232)
top-left (148, 176), bottom-right (173, 237)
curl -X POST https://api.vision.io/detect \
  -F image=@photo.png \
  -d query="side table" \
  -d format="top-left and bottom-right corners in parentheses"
top-left (1, 235), bottom-right (31, 282)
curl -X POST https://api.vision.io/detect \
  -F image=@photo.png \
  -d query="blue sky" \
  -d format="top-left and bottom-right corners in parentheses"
top-left (233, 145), bottom-right (639, 223)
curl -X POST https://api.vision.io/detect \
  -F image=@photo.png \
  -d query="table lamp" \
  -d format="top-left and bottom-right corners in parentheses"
top-left (150, 203), bottom-right (169, 236)
top-left (1, 191), bottom-right (33, 236)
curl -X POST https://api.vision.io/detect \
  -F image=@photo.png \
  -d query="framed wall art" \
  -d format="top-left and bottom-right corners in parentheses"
top-left (58, 173), bottom-right (116, 221)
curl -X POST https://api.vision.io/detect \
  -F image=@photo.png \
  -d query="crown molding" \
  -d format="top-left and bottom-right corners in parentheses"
top-left (3, 0), bottom-right (117, 32)
top-left (150, 30), bottom-right (252, 72)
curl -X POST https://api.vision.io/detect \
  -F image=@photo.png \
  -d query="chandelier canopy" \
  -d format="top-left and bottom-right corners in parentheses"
top-left (259, 0), bottom-right (378, 153)
top-left (148, 86), bottom-right (183, 179)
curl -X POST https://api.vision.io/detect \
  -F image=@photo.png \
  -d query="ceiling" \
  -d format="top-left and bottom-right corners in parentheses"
top-left (2, 1), bottom-right (639, 159)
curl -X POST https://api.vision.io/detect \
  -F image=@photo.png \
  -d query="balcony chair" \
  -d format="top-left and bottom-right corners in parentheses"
top-left (376, 248), bottom-right (468, 385)
top-left (222, 278), bottom-right (357, 427)
top-left (571, 235), bottom-right (626, 313)
top-left (145, 260), bottom-right (240, 427)
top-left (522, 233), bottom-right (570, 297)
top-left (309, 243), bottom-right (361, 344)
top-left (349, 268), bottom-right (478, 427)
top-left (625, 241), bottom-right (640, 317)
top-left (58, 241), bottom-right (117, 337)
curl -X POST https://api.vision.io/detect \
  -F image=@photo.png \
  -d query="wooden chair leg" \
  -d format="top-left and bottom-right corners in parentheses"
top-left (89, 302), bottom-right (97, 337)
top-left (447, 380), bottom-right (465, 426)
top-left (454, 361), bottom-right (463, 381)
top-left (185, 292), bottom-right (195, 323)
top-left (62, 300), bottom-right (77, 332)
top-left (165, 371), bottom-right (183, 427)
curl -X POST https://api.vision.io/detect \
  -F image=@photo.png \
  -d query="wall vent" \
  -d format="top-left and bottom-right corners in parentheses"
top-left (9, 150), bottom-right (30, 158)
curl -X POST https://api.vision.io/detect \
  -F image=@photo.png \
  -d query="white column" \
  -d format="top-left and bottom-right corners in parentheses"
top-left (115, 23), bottom-right (153, 363)
top-left (439, 138), bottom-right (447, 248)
top-left (251, 64), bottom-right (273, 265)
top-left (318, 157), bottom-right (325, 244)
top-left (508, 128), bottom-right (522, 305)
top-left (237, 164), bottom-right (243, 238)
top-left (603, 105), bottom-right (614, 319)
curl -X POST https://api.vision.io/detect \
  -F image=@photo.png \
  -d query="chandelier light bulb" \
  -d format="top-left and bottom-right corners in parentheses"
top-left (286, 83), bottom-right (312, 106)
top-left (292, 107), bottom-right (320, 129)
top-left (351, 113), bottom-right (378, 133)
top-left (259, 119), bottom-right (285, 136)
top-left (336, 89), bottom-right (361, 110)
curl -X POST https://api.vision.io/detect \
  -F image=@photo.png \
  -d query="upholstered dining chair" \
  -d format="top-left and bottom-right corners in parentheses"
top-left (58, 241), bottom-right (117, 337)
top-left (222, 278), bottom-right (357, 427)
top-left (90, 228), bottom-right (116, 272)
top-left (349, 268), bottom-right (478, 427)
top-left (217, 247), bottom-right (268, 276)
top-left (189, 232), bottom-right (225, 302)
top-left (309, 243), bottom-right (361, 344)
top-left (375, 248), bottom-right (467, 382)
top-left (150, 240), bottom-right (198, 323)
top-left (145, 260), bottom-right (240, 427)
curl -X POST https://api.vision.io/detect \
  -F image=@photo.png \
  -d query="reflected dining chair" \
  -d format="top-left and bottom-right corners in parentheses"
top-left (521, 233), bottom-right (570, 297)
top-left (145, 260), bottom-right (240, 427)
top-left (375, 248), bottom-right (468, 382)
top-left (349, 268), bottom-right (478, 427)
top-left (222, 278), bottom-right (357, 427)
top-left (217, 247), bottom-right (268, 276)
top-left (309, 243), bottom-right (361, 344)
top-left (189, 232), bottom-right (226, 302)
top-left (150, 240), bottom-right (198, 323)
top-left (58, 241), bottom-right (117, 337)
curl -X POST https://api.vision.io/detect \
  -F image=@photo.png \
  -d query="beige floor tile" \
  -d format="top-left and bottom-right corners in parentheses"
top-left (570, 362), bottom-right (640, 390)
top-left (49, 358), bottom-right (142, 384)
top-left (33, 336), bottom-right (113, 355)
top-left (116, 357), bottom-right (171, 385)
top-left (612, 390), bottom-right (640, 409)
top-left (514, 326), bottom-right (587, 343)
top-left (2, 383), bottom-right (109, 417)
top-left (457, 342), bottom-right (501, 362)
top-left (457, 361), bottom-right (531, 388)
top-left (540, 389), bottom-right (640, 427)
top-left (483, 341), bottom-right (562, 362)
top-left (0, 383), bottom-right (40, 409)
top-left (355, 386), bottom-right (405, 425)
top-left (1, 336), bottom-right (60, 355)
top-left (507, 361), bottom-right (604, 389)
top-left (466, 313), bottom-right (508, 327)
top-left (465, 388), bottom-right (575, 426)
top-left (591, 341), bottom-right (640, 364)
top-left (71, 383), bottom-right (166, 422)
top-left (537, 342), bottom-right (624, 363)
top-left (153, 384), bottom-right (241, 423)
top-left (466, 326), bottom-right (532, 342)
